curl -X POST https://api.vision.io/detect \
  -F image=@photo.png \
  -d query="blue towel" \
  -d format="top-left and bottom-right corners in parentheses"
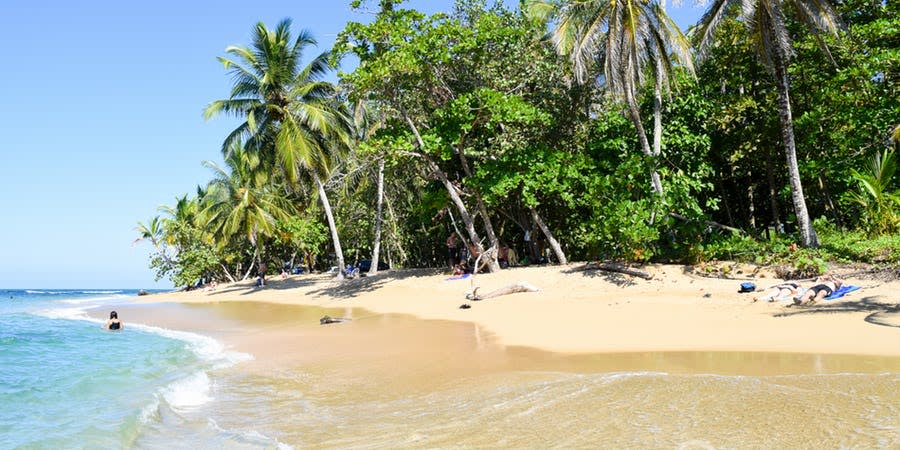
top-left (446, 273), bottom-right (471, 281)
top-left (824, 285), bottom-right (861, 300)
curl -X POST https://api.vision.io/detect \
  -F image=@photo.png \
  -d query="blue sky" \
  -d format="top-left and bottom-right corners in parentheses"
top-left (0, 1), bottom-right (704, 289)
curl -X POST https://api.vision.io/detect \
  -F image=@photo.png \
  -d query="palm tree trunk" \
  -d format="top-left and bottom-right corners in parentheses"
top-left (369, 158), bottom-right (385, 275)
top-left (653, 63), bottom-right (663, 160)
top-left (530, 207), bottom-right (567, 265)
top-left (316, 175), bottom-right (346, 277)
top-left (770, 25), bottom-right (818, 247)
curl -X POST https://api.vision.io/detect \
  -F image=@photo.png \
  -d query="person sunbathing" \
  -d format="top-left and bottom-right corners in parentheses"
top-left (794, 275), bottom-right (843, 305)
top-left (753, 281), bottom-right (802, 302)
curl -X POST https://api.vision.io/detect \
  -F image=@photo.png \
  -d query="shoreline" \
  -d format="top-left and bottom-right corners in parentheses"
top-left (128, 264), bottom-right (900, 358)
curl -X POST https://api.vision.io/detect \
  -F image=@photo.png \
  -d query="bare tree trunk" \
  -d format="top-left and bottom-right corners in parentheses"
top-left (766, 146), bottom-right (782, 233)
top-left (369, 158), bottom-right (385, 275)
top-left (219, 264), bottom-right (236, 283)
top-left (384, 190), bottom-right (407, 264)
top-left (401, 112), bottom-right (492, 271)
top-left (455, 140), bottom-right (500, 272)
top-left (530, 208), bottom-right (567, 265)
top-left (316, 175), bottom-right (346, 278)
top-left (748, 171), bottom-right (756, 229)
top-left (241, 247), bottom-right (258, 281)
top-left (627, 91), bottom-right (664, 196)
top-left (771, 10), bottom-right (818, 248)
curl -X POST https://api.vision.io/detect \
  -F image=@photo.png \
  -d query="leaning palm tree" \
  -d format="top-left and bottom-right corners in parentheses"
top-left (133, 216), bottom-right (164, 249)
top-left (527, 0), bottom-right (694, 196)
top-left (692, 0), bottom-right (842, 247)
top-left (199, 146), bottom-right (293, 279)
top-left (205, 19), bottom-right (353, 276)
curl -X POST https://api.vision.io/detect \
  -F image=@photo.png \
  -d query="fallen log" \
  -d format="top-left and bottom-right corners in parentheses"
top-left (575, 262), bottom-right (653, 280)
top-left (320, 315), bottom-right (351, 325)
top-left (466, 281), bottom-right (539, 301)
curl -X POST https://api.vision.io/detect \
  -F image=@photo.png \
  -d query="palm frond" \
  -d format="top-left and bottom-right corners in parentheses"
top-left (692, 0), bottom-right (741, 60)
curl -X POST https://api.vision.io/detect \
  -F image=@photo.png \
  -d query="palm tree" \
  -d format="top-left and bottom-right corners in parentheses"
top-left (693, 0), bottom-right (842, 247)
top-left (133, 216), bottom-right (164, 249)
top-left (158, 194), bottom-right (202, 248)
top-left (200, 145), bottom-right (293, 278)
top-left (205, 19), bottom-right (354, 276)
top-left (527, 0), bottom-right (694, 196)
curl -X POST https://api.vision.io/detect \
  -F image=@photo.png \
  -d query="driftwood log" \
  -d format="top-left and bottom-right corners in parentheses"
top-left (320, 315), bottom-right (351, 325)
top-left (575, 262), bottom-right (653, 280)
top-left (466, 282), bottom-right (540, 301)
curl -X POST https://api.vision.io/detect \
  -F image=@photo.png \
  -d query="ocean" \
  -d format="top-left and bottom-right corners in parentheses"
top-left (0, 289), bottom-right (274, 449)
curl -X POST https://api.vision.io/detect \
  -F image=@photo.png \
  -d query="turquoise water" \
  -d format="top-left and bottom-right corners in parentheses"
top-left (0, 290), bottom-right (261, 449)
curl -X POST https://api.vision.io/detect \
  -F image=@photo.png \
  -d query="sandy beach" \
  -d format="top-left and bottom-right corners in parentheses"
top-left (130, 264), bottom-right (900, 357)
top-left (82, 264), bottom-right (900, 448)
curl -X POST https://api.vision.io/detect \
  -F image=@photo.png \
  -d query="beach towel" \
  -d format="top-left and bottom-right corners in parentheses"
top-left (446, 273), bottom-right (471, 281)
top-left (824, 285), bottom-right (861, 300)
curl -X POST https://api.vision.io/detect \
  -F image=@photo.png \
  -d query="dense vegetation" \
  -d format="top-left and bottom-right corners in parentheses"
top-left (136, 0), bottom-right (900, 287)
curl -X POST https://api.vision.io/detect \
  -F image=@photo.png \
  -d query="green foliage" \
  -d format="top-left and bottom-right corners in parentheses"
top-left (695, 217), bottom-right (900, 274)
top-left (846, 149), bottom-right (900, 234)
top-left (139, 0), bottom-right (900, 283)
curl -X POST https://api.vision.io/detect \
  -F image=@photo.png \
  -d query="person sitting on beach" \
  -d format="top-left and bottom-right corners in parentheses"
top-left (794, 275), bottom-right (843, 305)
top-left (753, 281), bottom-right (803, 302)
top-left (446, 233), bottom-right (460, 269)
top-left (498, 243), bottom-right (509, 269)
top-left (104, 311), bottom-right (123, 331)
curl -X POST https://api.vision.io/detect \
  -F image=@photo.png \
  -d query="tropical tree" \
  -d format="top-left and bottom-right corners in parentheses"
top-left (133, 216), bottom-right (164, 249)
top-left (200, 145), bottom-right (293, 279)
top-left (204, 19), bottom-right (354, 276)
top-left (526, 0), bottom-right (694, 196)
top-left (693, 0), bottom-right (842, 247)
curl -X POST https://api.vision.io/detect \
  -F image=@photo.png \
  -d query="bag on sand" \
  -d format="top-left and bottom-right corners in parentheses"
top-left (738, 282), bottom-right (756, 293)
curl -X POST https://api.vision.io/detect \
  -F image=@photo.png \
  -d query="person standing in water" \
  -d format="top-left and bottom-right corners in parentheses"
top-left (104, 311), bottom-right (123, 331)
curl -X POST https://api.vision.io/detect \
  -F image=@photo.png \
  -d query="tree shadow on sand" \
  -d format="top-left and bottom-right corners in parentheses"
top-left (305, 268), bottom-right (442, 300)
top-left (563, 265), bottom-right (639, 288)
top-left (775, 295), bottom-right (900, 328)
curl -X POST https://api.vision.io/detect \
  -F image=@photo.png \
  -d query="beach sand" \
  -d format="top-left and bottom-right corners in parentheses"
top-left (131, 264), bottom-right (900, 357)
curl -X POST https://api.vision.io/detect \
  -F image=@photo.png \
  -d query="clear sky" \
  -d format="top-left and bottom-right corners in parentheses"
top-left (0, 1), bottom-right (704, 289)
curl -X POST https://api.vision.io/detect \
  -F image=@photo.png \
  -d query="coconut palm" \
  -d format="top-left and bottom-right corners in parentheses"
top-left (692, 0), bottom-right (842, 247)
top-left (200, 144), bottom-right (293, 277)
top-left (205, 19), bottom-right (353, 275)
top-left (158, 194), bottom-right (202, 248)
top-left (526, 0), bottom-right (694, 196)
top-left (133, 216), bottom-right (164, 248)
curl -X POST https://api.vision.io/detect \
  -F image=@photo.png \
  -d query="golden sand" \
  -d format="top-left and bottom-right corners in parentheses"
top-left (137, 264), bottom-right (900, 357)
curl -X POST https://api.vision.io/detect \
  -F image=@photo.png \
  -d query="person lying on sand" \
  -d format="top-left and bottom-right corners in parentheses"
top-left (754, 282), bottom-right (803, 302)
top-left (794, 275), bottom-right (843, 306)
